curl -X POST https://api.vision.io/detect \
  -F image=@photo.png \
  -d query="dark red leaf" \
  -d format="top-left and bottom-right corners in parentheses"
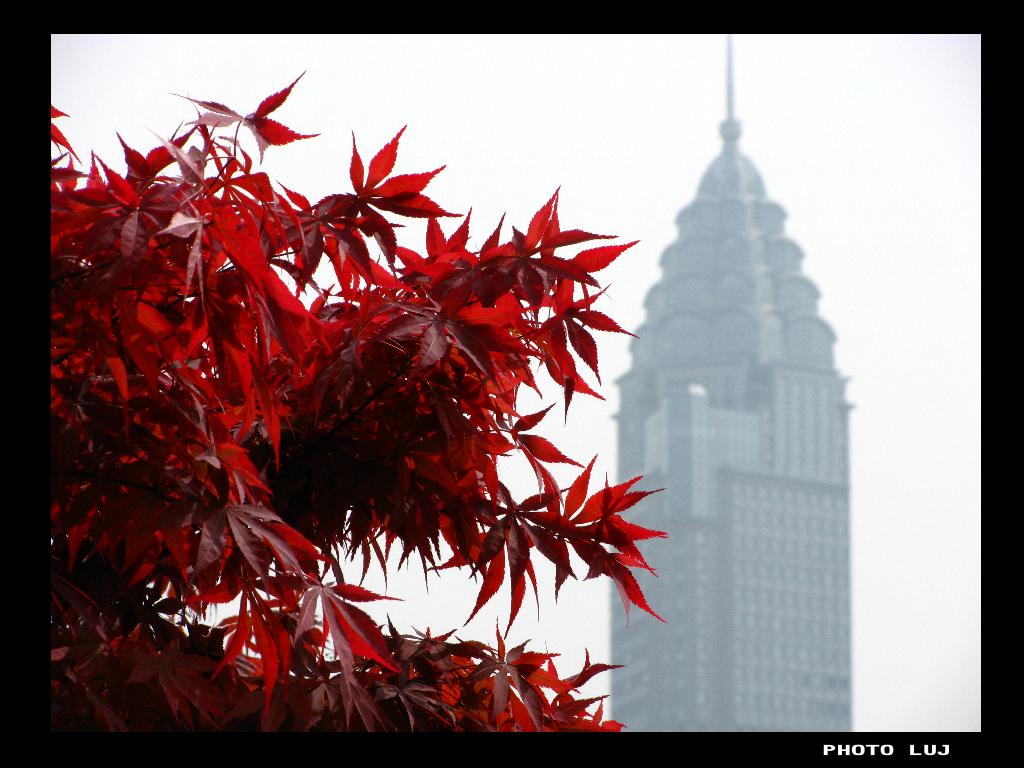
top-left (572, 240), bottom-right (638, 273)
top-left (540, 228), bottom-right (614, 250)
top-left (372, 167), bottom-right (445, 199)
top-left (365, 126), bottom-right (406, 191)
top-left (250, 72), bottom-right (306, 119)
top-left (575, 309), bottom-right (635, 336)
top-left (526, 190), bottom-right (558, 250)
top-left (519, 434), bottom-right (582, 467)
top-left (566, 321), bottom-right (600, 382)
top-left (247, 117), bottom-right (319, 161)
top-left (196, 510), bottom-right (227, 574)
top-left (512, 403), bottom-right (554, 434)
top-left (117, 133), bottom-right (148, 178)
top-left (332, 583), bottom-right (399, 603)
top-left (418, 322), bottom-right (449, 367)
top-left (466, 548), bottom-right (505, 625)
top-left (372, 192), bottom-right (456, 219)
top-left (350, 132), bottom-right (365, 192)
top-left (564, 456), bottom-right (597, 518)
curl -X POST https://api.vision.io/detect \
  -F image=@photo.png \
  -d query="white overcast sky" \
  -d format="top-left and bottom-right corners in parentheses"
top-left (51, 34), bottom-right (980, 732)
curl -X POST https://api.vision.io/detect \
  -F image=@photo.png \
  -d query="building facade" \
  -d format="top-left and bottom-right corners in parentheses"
top-left (610, 47), bottom-right (852, 732)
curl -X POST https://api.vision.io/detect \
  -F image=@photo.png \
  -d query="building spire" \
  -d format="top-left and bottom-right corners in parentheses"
top-left (727, 33), bottom-right (734, 121)
top-left (720, 34), bottom-right (742, 144)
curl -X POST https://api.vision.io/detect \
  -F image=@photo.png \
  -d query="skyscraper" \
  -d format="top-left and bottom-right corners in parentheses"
top-left (610, 38), bottom-right (852, 732)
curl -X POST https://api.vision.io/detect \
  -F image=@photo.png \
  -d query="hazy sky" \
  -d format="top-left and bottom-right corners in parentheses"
top-left (51, 34), bottom-right (980, 732)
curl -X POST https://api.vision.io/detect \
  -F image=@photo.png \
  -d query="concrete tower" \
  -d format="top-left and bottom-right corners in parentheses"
top-left (610, 36), bottom-right (852, 731)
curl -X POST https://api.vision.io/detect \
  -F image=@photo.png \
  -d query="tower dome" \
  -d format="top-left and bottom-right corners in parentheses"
top-left (697, 120), bottom-right (766, 199)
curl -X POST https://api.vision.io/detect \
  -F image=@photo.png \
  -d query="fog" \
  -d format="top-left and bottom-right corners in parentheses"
top-left (51, 34), bottom-right (980, 731)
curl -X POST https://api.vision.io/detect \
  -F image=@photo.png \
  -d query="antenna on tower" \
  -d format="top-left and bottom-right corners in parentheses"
top-left (720, 34), bottom-right (741, 143)
top-left (726, 33), bottom-right (734, 121)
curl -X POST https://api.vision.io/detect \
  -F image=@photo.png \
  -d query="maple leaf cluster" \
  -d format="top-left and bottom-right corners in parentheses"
top-left (50, 77), bottom-right (665, 732)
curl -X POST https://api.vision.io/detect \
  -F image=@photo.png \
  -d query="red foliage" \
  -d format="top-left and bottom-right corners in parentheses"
top-left (50, 80), bottom-right (665, 732)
